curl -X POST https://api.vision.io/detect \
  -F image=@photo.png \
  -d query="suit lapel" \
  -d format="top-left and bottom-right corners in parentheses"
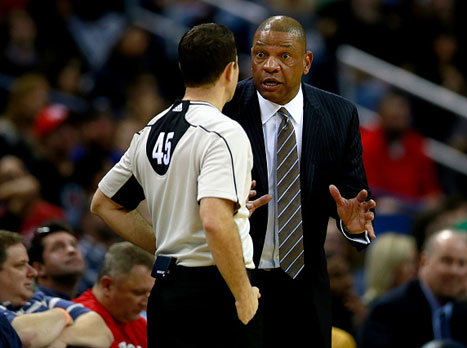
top-left (241, 84), bottom-right (268, 194)
top-left (301, 84), bottom-right (320, 177)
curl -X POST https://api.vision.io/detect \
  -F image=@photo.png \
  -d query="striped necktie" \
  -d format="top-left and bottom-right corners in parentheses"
top-left (276, 107), bottom-right (304, 279)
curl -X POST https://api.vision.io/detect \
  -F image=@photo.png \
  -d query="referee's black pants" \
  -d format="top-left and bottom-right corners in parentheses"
top-left (147, 265), bottom-right (262, 348)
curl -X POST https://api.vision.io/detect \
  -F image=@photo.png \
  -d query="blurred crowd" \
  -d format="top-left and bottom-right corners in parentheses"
top-left (1, 0), bottom-right (467, 347)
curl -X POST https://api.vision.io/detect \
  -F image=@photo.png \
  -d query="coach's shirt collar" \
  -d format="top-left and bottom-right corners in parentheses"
top-left (257, 85), bottom-right (303, 127)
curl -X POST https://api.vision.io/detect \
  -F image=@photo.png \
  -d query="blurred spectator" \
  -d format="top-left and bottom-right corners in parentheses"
top-left (26, 0), bottom-right (83, 77)
top-left (77, 209), bottom-right (122, 293)
top-left (315, 0), bottom-right (405, 65)
top-left (362, 232), bottom-right (418, 305)
top-left (443, 119), bottom-right (467, 197)
top-left (0, 230), bottom-right (113, 348)
top-left (28, 220), bottom-right (85, 300)
top-left (325, 217), bottom-right (364, 269)
top-left (0, 10), bottom-right (39, 77)
top-left (327, 253), bottom-right (367, 340)
top-left (123, 73), bottom-right (167, 127)
top-left (325, 217), bottom-right (366, 296)
top-left (74, 241), bottom-right (154, 348)
top-left (49, 56), bottom-right (88, 98)
top-left (411, 29), bottom-right (467, 143)
top-left (0, 155), bottom-right (64, 241)
top-left (412, 196), bottom-right (467, 252)
top-left (352, 72), bottom-right (390, 111)
top-left (361, 91), bottom-right (443, 209)
top-left (0, 0), bottom-right (28, 19)
top-left (32, 103), bottom-right (81, 205)
top-left (462, 267), bottom-right (467, 303)
top-left (260, 0), bottom-right (316, 27)
top-left (159, 0), bottom-right (213, 28)
top-left (325, 218), bottom-right (351, 258)
top-left (31, 103), bottom-right (89, 228)
top-left (430, 33), bottom-right (467, 96)
top-left (112, 117), bottom-right (145, 158)
top-left (410, 0), bottom-right (466, 82)
top-left (66, 0), bottom-right (126, 72)
top-left (71, 106), bottom-right (118, 202)
top-left (91, 25), bottom-right (169, 114)
top-left (359, 229), bottom-right (467, 347)
top-left (0, 73), bottom-right (49, 165)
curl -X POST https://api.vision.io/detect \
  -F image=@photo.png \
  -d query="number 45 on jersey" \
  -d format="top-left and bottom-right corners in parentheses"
top-left (152, 132), bottom-right (175, 165)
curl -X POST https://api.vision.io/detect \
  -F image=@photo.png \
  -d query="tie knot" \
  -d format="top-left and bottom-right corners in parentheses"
top-left (278, 107), bottom-right (290, 120)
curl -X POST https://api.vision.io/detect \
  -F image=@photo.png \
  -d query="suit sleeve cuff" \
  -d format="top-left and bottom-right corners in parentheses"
top-left (339, 219), bottom-right (371, 245)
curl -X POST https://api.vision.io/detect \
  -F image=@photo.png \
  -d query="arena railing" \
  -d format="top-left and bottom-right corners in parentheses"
top-left (337, 44), bottom-right (467, 177)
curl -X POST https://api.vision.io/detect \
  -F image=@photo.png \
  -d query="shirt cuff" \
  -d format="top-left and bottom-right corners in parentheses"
top-left (339, 219), bottom-right (371, 244)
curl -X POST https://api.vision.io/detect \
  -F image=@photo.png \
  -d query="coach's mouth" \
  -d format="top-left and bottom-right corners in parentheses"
top-left (261, 78), bottom-right (282, 90)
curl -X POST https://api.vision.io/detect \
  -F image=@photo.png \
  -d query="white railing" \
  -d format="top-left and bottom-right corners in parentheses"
top-left (200, 0), bottom-right (268, 25)
top-left (337, 45), bottom-right (467, 176)
top-left (127, 5), bottom-right (188, 59)
top-left (337, 45), bottom-right (467, 120)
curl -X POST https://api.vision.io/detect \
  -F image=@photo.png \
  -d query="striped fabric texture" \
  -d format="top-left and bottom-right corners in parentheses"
top-left (277, 107), bottom-right (304, 279)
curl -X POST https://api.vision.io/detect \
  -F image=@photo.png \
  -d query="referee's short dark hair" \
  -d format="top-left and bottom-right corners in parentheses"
top-left (178, 22), bottom-right (237, 87)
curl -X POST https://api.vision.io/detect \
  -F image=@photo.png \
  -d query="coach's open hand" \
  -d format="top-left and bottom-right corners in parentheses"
top-left (329, 184), bottom-right (376, 239)
top-left (247, 180), bottom-right (272, 218)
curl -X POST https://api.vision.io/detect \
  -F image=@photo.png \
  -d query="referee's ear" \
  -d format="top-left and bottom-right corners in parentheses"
top-left (223, 58), bottom-right (239, 102)
top-left (224, 60), bottom-right (237, 83)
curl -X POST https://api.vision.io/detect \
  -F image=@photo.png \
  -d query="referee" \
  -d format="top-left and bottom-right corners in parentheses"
top-left (90, 23), bottom-right (261, 347)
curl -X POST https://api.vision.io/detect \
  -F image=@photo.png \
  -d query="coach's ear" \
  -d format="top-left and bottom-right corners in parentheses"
top-left (303, 50), bottom-right (313, 75)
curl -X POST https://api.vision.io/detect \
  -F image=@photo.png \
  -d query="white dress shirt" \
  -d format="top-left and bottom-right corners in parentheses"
top-left (257, 87), bottom-right (303, 268)
top-left (256, 86), bottom-right (370, 269)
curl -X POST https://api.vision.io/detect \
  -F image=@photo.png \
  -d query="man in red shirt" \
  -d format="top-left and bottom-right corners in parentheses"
top-left (361, 92), bottom-right (442, 203)
top-left (74, 241), bottom-right (155, 348)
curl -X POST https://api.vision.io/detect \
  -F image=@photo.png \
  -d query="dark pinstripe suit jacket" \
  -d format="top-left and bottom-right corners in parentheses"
top-left (223, 77), bottom-right (370, 347)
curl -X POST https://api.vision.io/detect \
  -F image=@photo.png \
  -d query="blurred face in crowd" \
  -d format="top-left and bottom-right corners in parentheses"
top-left (104, 265), bottom-right (155, 323)
top-left (328, 254), bottom-right (353, 298)
top-left (419, 230), bottom-right (467, 302)
top-left (0, 156), bottom-right (37, 205)
top-left (0, 243), bottom-right (37, 306)
top-left (379, 94), bottom-right (411, 136)
top-left (393, 252), bottom-right (418, 288)
top-left (35, 232), bottom-right (85, 279)
top-left (251, 17), bottom-right (312, 105)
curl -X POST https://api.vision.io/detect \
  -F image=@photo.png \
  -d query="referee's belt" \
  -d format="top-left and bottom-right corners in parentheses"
top-left (151, 255), bottom-right (251, 280)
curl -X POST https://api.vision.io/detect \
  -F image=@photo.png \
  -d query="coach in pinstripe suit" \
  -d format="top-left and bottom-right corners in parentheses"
top-left (223, 16), bottom-right (376, 348)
